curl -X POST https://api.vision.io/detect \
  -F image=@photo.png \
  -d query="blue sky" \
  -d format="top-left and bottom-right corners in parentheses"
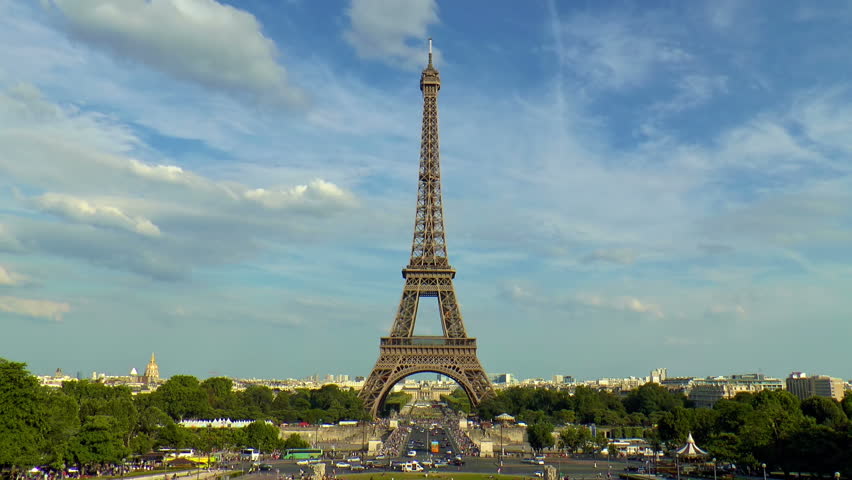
top-left (2, 0), bottom-right (851, 382)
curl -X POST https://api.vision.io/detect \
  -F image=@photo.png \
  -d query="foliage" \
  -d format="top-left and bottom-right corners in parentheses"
top-left (526, 422), bottom-right (554, 453)
top-left (0, 359), bottom-right (44, 470)
top-left (442, 388), bottom-right (471, 413)
top-left (282, 433), bottom-right (310, 449)
top-left (380, 391), bottom-right (412, 416)
top-left (557, 425), bottom-right (591, 454)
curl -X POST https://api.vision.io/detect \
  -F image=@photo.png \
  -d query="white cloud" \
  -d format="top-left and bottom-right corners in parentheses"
top-left (0, 296), bottom-right (70, 322)
top-left (0, 265), bottom-right (28, 286)
top-left (244, 179), bottom-right (355, 210)
top-left (34, 193), bottom-right (162, 237)
top-left (344, 0), bottom-right (439, 69)
top-left (0, 83), bottom-right (358, 278)
top-left (576, 293), bottom-right (665, 319)
top-left (46, 0), bottom-right (306, 106)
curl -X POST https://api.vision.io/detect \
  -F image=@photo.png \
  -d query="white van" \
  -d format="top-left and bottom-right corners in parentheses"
top-left (401, 462), bottom-right (424, 473)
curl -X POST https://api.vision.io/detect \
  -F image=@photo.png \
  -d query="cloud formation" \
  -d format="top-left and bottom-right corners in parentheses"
top-left (0, 265), bottom-right (27, 286)
top-left (0, 296), bottom-right (71, 322)
top-left (559, 12), bottom-right (690, 90)
top-left (46, 0), bottom-right (306, 106)
top-left (34, 193), bottom-right (162, 237)
top-left (344, 0), bottom-right (439, 69)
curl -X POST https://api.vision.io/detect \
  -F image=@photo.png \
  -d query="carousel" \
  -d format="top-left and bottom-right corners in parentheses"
top-left (674, 433), bottom-right (708, 479)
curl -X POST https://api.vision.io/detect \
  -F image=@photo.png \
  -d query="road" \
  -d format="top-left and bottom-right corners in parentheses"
top-left (235, 454), bottom-right (643, 479)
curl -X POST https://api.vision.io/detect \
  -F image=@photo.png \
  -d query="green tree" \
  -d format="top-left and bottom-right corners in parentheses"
top-left (0, 359), bottom-right (44, 471)
top-left (153, 375), bottom-right (209, 421)
top-left (69, 415), bottom-right (129, 469)
top-left (441, 388), bottom-right (471, 413)
top-left (282, 433), bottom-right (310, 449)
top-left (800, 396), bottom-right (847, 426)
top-left (527, 422), bottom-right (555, 454)
top-left (41, 389), bottom-right (81, 468)
top-left (558, 425), bottom-right (591, 454)
top-left (624, 383), bottom-right (686, 416)
top-left (244, 420), bottom-right (281, 452)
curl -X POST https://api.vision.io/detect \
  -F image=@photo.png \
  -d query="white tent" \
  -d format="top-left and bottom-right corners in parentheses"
top-left (676, 433), bottom-right (707, 457)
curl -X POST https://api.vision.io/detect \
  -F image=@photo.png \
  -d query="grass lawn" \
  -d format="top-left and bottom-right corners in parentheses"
top-left (338, 473), bottom-right (536, 480)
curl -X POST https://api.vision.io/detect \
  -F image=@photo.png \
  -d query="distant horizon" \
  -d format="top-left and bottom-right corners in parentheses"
top-left (17, 355), bottom-right (850, 384)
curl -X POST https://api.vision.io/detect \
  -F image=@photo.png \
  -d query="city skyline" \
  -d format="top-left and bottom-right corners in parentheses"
top-left (2, 1), bottom-right (852, 380)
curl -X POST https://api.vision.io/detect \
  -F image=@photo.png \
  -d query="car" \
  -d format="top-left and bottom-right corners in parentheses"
top-left (445, 450), bottom-right (453, 455)
top-left (534, 471), bottom-right (544, 477)
top-left (523, 458), bottom-right (545, 465)
top-left (375, 455), bottom-right (387, 460)
top-left (350, 465), bottom-right (366, 471)
top-left (335, 462), bottom-right (351, 468)
top-left (259, 464), bottom-right (273, 472)
top-left (421, 460), bottom-right (434, 467)
top-left (347, 457), bottom-right (361, 463)
top-left (296, 460), bottom-right (311, 465)
top-left (407, 450), bottom-right (417, 457)
top-left (434, 461), bottom-right (448, 468)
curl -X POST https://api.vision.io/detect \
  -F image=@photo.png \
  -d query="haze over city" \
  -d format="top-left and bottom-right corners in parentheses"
top-left (2, 0), bottom-right (851, 381)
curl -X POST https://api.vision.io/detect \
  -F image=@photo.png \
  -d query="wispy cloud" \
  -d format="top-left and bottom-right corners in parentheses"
top-left (558, 11), bottom-right (690, 91)
top-left (0, 296), bottom-right (70, 322)
top-left (0, 265), bottom-right (28, 286)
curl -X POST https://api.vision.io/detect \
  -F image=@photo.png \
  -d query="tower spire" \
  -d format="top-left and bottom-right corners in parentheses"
top-left (428, 37), bottom-right (433, 67)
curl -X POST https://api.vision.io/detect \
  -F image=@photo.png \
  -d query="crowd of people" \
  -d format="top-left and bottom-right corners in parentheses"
top-left (377, 424), bottom-right (411, 457)
top-left (445, 419), bottom-right (479, 457)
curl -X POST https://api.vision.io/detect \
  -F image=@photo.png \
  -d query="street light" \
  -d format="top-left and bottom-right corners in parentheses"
top-left (762, 463), bottom-right (767, 480)
top-left (712, 458), bottom-right (717, 480)
top-left (676, 454), bottom-right (680, 480)
top-left (835, 473), bottom-right (840, 480)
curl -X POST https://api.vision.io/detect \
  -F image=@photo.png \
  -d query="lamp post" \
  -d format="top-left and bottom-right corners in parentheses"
top-left (676, 454), bottom-right (680, 480)
top-left (762, 463), bottom-right (767, 480)
top-left (499, 420), bottom-right (504, 467)
top-left (712, 458), bottom-right (717, 480)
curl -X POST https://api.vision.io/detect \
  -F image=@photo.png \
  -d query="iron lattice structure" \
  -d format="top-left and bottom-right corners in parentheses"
top-left (360, 42), bottom-right (494, 417)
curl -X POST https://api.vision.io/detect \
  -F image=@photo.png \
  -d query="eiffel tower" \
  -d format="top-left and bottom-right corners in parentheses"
top-left (360, 40), bottom-right (494, 417)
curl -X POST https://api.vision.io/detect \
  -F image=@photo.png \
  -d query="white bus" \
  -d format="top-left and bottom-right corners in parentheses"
top-left (241, 448), bottom-right (260, 461)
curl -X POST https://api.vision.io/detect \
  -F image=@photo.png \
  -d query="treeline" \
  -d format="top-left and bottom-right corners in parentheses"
top-left (149, 375), bottom-right (368, 424)
top-left (478, 384), bottom-right (689, 427)
top-left (0, 359), bottom-right (364, 473)
top-left (477, 384), bottom-right (852, 478)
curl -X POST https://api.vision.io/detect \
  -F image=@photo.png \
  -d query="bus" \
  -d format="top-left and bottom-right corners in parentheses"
top-left (283, 449), bottom-right (323, 460)
top-left (159, 448), bottom-right (195, 459)
top-left (241, 448), bottom-right (260, 461)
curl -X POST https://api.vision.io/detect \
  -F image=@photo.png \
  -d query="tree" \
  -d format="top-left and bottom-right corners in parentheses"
top-left (558, 425), bottom-right (591, 454)
top-left (153, 375), bottom-right (209, 421)
top-left (282, 434), bottom-right (310, 449)
top-left (244, 420), bottom-right (281, 452)
top-left (0, 359), bottom-right (44, 471)
top-left (69, 415), bottom-right (129, 470)
top-left (41, 389), bottom-right (81, 468)
top-left (801, 396), bottom-right (847, 426)
top-left (624, 383), bottom-right (686, 416)
top-left (527, 422), bottom-right (555, 454)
